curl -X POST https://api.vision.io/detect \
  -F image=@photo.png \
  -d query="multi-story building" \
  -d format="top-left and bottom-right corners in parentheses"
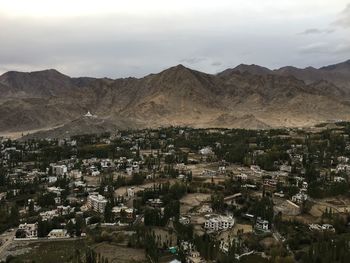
top-left (204, 215), bottom-right (235, 231)
top-left (87, 194), bottom-right (107, 213)
top-left (18, 223), bottom-right (38, 238)
top-left (52, 164), bottom-right (68, 176)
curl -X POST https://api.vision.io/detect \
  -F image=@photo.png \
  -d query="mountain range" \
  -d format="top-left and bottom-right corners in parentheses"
top-left (1, 59), bottom-right (350, 138)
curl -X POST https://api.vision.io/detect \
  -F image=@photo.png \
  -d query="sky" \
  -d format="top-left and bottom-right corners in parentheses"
top-left (0, 0), bottom-right (349, 78)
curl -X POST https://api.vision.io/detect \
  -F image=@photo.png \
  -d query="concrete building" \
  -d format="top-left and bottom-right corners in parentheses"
top-left (87, 194), bottom-right (107, 213)
top-left (48, 229), bottom-right (68, 239)
top-left (18, 223), bottom-right (38, 238)
top-left (204, 215), bottom-right (235, 231)
top-left (52, 165), bottom-right (68, 176)
top-left (255, 217), bottom-right (269, 232)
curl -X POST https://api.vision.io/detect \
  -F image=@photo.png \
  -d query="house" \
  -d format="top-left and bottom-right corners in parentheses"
top-left (179, 216), bottom-right (191, 225)
top-left (48, 229), bottom-right (68, 239)
top-left (199, 147), bottom-right (213, 155)
top-left (18, 223), bottom-right (38, 238)
top-left (52, 164), bottom-right (67, 176)
top-left (204, 215), bottom-right (235, 231)
top-left (112, 205), bottom-right (134, 219)
top-left (236, 173), bottom-right (248, 181)
top-left (87, 194), bottom-right (107, 213)
top-left (255, 217), bottom-right (269, 232)
top-left (127, 187), bottom-right (135, 197)
top-left (334, 176), bottom-right (346, 183)
top-left (280, 164), bottom-right (292, 173)
top-left (291, 192), bottom-right (308, 204)
top-left (198, 204), bottom-right (213, 214)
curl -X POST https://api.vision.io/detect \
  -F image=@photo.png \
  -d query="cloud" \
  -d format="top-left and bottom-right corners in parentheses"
top-left (333, 3), bottom-right (350, 28)
top-left (179, 57), bottom-right (207, 65)
top-left (299, 28), bottom-right (335, 35)
top-left (0, 1), bottom-right (349, 77)
top-left (211, 61), bottom-right (222, 67)
top-left (299, 41), bottom-right (350, 55)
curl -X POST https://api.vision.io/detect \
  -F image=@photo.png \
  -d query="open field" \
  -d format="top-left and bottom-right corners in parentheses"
top-left (93, 243), bottom-right (146, 263)
top-left (14, 239), bottom-right (87, 263)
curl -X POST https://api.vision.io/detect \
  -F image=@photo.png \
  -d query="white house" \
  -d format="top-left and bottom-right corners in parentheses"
top-left (255, 218), bottom-right (269, 232)
top-left (48, 229), bottom-right (68, 239)
top-left (18, 223), bottom-right (38, 238)
top-left (291, 192), bottom-right (308, 204)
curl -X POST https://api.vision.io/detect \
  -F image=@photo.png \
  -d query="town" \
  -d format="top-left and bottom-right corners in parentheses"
top-left (1, 123), bottom-right (350, 263)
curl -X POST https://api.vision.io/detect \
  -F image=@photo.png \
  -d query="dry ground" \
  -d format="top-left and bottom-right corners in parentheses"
top-left (93, 243), bottom-right (146, 263)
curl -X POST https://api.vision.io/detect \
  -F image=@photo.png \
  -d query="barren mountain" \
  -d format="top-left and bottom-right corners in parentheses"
top-left (1, 59), bottom-right (350, 138)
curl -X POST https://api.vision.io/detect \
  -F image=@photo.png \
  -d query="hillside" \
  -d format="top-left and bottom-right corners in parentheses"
top-left (1, 59), bottom-right (350, 138)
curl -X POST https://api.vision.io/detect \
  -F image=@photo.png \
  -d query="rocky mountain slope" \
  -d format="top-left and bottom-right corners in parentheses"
top-left (1, 60), bottom-right (350, 137)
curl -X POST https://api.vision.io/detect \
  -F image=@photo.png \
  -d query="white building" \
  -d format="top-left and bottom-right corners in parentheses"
top-left (255, 218), bottom-right (269, 231)
top-left (48, 229), bottom-right (68, 239)
top-left (179, 216), bottom-right (191, 225)
top-left (291, 192), bottom-right (308, 204)
top-left (199, 147), bottom-right (213, 155)
top-left (280, 164), bottom-right (292, 173)
top-left (236, 173), bottom-right (248, 181)
top-left (18, 223), bottom-right (38, 238)
top-left (204, 215), bottom-right (235, 231)
top-left (87, 194), bottom-right (107, 213)
top-left (198, 204), bottom-right (213, 214)
top-left (52, 165), bottom-right (68, 176)
top-left (127, 187), bottom-right (135, 197)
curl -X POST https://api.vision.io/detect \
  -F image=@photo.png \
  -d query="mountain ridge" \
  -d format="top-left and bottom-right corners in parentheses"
top-left (1, 59), bottom-right (350, 138)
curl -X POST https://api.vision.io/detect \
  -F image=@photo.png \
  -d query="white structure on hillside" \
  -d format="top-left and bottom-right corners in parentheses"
top-left (255, 217), bottom-right (269, 231)
top-left (87, 194), bottom-right (107, 213)
top-left (18, 223), bottom-right (38, 238)
top-left (291, 192), bottom-right (308, 204)
top-left (84, 111), bottom-right (93, 117)
top-left (204, 215), bottom-right (235, 231)
top-left (48, 229), bottom-right (68, 239)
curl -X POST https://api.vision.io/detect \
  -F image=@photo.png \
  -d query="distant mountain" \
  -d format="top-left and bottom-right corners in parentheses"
top-left (1, 59), bottom-right (350, 138)
top-left (219, 59), bottom-right (350, 88)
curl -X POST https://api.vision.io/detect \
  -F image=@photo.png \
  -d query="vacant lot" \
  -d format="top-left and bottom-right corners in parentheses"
top-left (15, 239), bottom-right (86, 263)
top-left (93, 243), bottom-right (146, 263)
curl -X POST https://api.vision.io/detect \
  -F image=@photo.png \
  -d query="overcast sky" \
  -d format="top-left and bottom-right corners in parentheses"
top-left (0, 0), bottom-right (349, 78)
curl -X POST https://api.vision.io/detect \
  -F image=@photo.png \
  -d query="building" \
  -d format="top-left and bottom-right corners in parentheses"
top-left (204, 215), bottom-right (235, 231)
top-left (198, 204), bottom-right (213, 214)
top-left (52, 165), bottom-right (68, 176)
top-left (179, 216), bottom-right (191, 225)
top-left (280, 164), bottom-right (292, 173)
top-left (127, 187), bottom-right (135, 197)
top-left (112, 205), bottom-right (134, 219)
top-left (18, 223), bottom-right (38, 238)
top-left (255, 217), bottom-right (269, 232)
top-left (48, 229), bottom-right (68, 239)
top-left (291, 192), bottom-right (308, 204)
top-left (87, 194), bottom-right (107, 213)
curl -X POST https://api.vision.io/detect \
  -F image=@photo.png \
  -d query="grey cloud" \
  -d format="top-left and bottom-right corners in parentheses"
top-left (179, 57), bottom-right (207, 65)
top-left (0, 2), bottom-right (349, 78)
top-left (299, 28), bottom-right (335, 35)
top-left (333, 3), bottom-right (350, 28)
top-left (299, 42), bottom-right (350, 55)
top-left (211, 62), bottom-right (222, 67)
